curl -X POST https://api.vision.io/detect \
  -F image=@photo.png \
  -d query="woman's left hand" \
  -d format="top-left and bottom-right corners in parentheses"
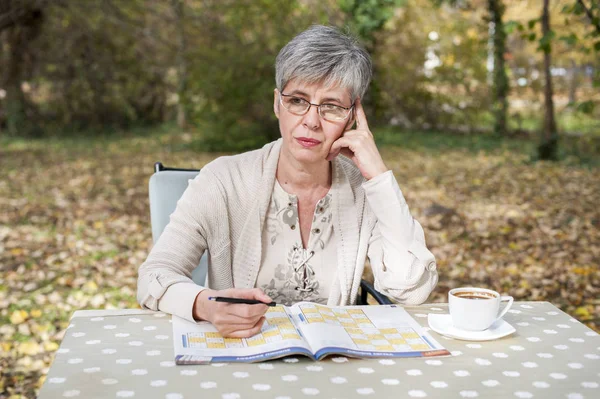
top-left (326, 99), bottom-right (388, 180)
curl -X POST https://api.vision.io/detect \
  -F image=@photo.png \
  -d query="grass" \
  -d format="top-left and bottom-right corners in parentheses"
top-left (374, 128), bottom-right (535, 154)
top-left (510, 110), bottom-right (600, 136)
top-left (376, 127), bottom-right (600, 167)
top-left (4, 122), bottom-right (597, 163)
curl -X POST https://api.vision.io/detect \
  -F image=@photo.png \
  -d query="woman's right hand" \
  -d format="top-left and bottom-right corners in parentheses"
top-left (192, 288), bottom-right (272, 338)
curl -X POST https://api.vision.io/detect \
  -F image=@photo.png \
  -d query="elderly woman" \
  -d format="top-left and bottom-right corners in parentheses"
top-left (137, 25), bottom-right (437, 338)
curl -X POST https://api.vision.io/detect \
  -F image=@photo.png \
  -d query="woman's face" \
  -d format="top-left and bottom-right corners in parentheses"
top-left (274, 80), bottom-right (354, 166)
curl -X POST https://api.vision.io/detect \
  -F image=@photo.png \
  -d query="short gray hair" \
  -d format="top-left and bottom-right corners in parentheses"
top-left (275, 25), bottom-right (372, 101)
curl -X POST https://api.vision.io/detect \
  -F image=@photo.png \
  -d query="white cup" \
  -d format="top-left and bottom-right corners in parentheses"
top-left (448, 287), bottom-right (513, 331)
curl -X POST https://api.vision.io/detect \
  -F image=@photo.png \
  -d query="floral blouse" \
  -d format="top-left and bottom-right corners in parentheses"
top-left (257, 180), bottom-right (338, 306)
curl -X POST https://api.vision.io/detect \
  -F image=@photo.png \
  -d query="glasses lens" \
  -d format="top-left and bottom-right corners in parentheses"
top-left (320, 104), bottom-right (349, 121)
top-left (282, 96), bottom-right (309, 114)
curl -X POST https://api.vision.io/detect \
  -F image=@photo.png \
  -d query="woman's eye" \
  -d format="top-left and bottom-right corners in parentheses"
top-left (290, 98), bottom-right (304, 105)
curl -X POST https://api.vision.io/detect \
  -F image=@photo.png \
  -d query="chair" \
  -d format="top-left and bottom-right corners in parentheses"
top-left (148, 162), bottom-right (391, 305)
top-left (149, 162), bottom-right (208, 285)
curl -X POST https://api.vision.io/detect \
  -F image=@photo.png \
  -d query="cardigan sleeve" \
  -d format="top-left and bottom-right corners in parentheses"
top-left (137, 168), bottom-right (225, 322)
top-left (363, 171), bottom-right (438, 304)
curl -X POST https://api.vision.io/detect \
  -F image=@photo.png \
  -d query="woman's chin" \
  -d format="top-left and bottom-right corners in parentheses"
top-left (294, 150), bottom-right (328, 164)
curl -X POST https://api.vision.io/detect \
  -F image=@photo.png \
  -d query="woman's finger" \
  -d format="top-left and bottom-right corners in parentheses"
top-left (226, 302), bottom-right (270, 319)
top-left (338, 147), bottom-right (355, 159)
top-left (213, 315), bottom-right (262, 327)
top-left (216, 306), bottom-right (266, 324)
top-left (327, 136), bottom-right (350, 159)
top-left (224, 317), bottom-right (266, 338)
top-left (354, 99), bottom-right (369, 130)
top-left (218, 288), bottom-right (274, 307)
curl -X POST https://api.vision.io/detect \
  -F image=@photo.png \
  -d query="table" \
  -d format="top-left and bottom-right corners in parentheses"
top-left (37, 302), bottom-right (599, 399)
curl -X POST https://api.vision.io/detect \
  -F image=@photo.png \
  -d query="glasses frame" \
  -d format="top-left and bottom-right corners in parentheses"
top-left (279, 93), bottom-right (354, 122)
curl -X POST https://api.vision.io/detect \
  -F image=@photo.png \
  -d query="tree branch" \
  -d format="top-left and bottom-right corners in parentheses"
top-left (0, 4), bottom-right (31, 32)
top-left (577, 0), bottom-right (600, 36)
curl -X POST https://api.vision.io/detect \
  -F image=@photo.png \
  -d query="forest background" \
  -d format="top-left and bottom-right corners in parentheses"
top-left (1, 0), bottom-right (599, 398)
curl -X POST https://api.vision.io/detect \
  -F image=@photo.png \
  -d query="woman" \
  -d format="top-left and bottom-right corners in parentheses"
top-left (137, 25), bottom-right (437, 338)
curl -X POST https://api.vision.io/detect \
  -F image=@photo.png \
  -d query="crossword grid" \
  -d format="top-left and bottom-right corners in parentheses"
top-left (300, 304), bottom-right (376, 328)
top-left (299, 304), bottom-right (430, 351)
top-left (184, 305), bottom-right (301, 349)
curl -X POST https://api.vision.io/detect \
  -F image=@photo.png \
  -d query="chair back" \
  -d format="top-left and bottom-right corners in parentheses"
top-left (148, 163), bottom-right (208, 285)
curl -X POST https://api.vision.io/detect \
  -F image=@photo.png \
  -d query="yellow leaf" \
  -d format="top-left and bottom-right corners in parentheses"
top-left (10, 248), bottom-right (23, 256)
top-left (37, 375), bottom-right (47, 388)
top-left (509, 242), bottom-right (520, 250)
top-left (30, 309), bottom-right (42, 318)
top-left (94, 221), bottom-right (104, 229)
top-left (573, 266), bottom-right (591, 276)
top-left (1, 341), bottom-right (12, 352)
top-left (83, 281), bottom-right (98, 293)
top-left (10, 310), bottom-right (28, 324)
top-left (524, 256), bottom-right (536, 265)
top-left (18, 341), bottom-right (41, 356)
top-left (506, 264), bottom-right (519, 276)
top-left (519, 280), bottom-right (531, 289)
top-left (575, 306), bottom-right (591, 319)
top-left (44, 341), bottom-right (59, 351)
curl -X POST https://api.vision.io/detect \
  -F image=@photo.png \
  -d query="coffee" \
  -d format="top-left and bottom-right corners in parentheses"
top-left (449, 287), bottom-right (514, 331)
top-left (454, 292), bottom-right (494, 300)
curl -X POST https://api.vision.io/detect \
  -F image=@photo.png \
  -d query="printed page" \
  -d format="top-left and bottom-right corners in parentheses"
top-left (290, 303), bottom-right (450, 360)
top-left (172, 305), bottom-right (312, 364)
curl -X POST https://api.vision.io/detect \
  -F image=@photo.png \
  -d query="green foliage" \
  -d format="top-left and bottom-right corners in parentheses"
top-left (339, 0), bottom-right (402, 43)
top-left (184, 0), bottom-right (316, 151)
top-left (575, 99), bottom-right (595, 114)
top-left (0, 1), bottom-right (173, 133)
top-left (0, 0), bottom-right (598, 150)
top-left (504, 20), bottom-right (520, 34)
top-left (558, 32), bottom-right (579, 46)
top-left (528, 18), bottom-right (539, 29)
top-left (537, 29), bottom-right (556, 53)
top-left (338, 0), bottom-right (404, 125)
top-left (559, 0), bottom-right (600, 51)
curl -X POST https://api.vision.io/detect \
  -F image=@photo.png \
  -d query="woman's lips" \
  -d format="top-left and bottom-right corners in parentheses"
top-left (295, 137), bottom-right (321, 148)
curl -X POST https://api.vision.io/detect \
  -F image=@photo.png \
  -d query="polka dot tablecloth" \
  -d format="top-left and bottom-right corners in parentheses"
top-left (38, 302), bottom-right (599, 399)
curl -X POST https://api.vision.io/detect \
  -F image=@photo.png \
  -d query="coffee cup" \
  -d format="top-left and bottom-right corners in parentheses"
top-left (448, 287), bottom-right (513, 331)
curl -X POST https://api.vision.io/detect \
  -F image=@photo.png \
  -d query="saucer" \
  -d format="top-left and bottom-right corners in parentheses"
top-left (428, 313), bottom-right (516, 341)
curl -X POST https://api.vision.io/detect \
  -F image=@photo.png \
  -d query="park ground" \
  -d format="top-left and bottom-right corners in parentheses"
top-left (1, 127), bottom-right (599, 398)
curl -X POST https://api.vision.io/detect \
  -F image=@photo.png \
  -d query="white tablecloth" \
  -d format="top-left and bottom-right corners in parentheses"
top-left (38, 302), bottom-right (600, 398)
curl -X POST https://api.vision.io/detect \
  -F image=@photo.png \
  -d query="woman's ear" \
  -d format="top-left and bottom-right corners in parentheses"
top-left (273, 89), bottom-right (280, 119)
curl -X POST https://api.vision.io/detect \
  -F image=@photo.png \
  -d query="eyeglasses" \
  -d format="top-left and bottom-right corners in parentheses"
top-left (279, 93), bottom-right (354, 122)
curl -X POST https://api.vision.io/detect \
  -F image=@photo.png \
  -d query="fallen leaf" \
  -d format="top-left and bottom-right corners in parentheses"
top-left (10, 310), bottom-right (28, 325)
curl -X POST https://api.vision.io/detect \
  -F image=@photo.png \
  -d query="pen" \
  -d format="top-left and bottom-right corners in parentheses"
top-left (207, 296), bottom-right (277, 306)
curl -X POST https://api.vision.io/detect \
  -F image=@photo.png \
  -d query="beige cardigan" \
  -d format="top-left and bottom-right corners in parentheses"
top-left (137, 139), bottom-right (438, 322)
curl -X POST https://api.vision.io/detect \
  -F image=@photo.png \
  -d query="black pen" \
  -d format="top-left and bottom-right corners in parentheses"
top-left (208, 296), bottom-right (277, 307)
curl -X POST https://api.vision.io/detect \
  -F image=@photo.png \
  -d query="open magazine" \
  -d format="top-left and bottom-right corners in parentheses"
top-left (172, 302), bottom-right (450, 364)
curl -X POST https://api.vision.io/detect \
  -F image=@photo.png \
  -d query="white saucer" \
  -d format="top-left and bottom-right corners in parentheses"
top-left (428, 313), bottom-right (516, 341)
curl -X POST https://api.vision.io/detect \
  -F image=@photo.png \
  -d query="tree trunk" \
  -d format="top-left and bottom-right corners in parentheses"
top-left (538, 0), bottom-right (559, 161)
top-left (172, 0), bottom-right (187, 130)
top-left (4, 20), bottom-right (40, 135)
top-left (567, 59), bottom-right (577, 105)
top-left (488, 0), bottom-right (509, 136)
top-left (4, 27), bottom-right (26, 136)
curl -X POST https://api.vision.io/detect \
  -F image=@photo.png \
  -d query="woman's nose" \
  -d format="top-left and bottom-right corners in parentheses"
top-left (302, 105), bottom-right (321, 130)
